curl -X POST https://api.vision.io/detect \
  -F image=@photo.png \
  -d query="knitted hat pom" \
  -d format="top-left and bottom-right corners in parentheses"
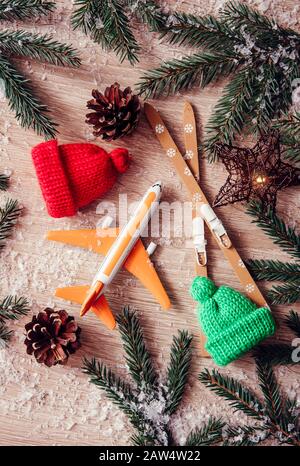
top-left (109, 148), bottom-right (130, 173)
top-left (190, 276), bottom-right (217, 304)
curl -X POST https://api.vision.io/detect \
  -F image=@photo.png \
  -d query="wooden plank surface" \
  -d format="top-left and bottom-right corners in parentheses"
top-left (0, 0), bottom-right (299, 446)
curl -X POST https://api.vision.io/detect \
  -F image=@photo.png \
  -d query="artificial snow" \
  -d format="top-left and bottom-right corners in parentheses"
top-left (0, 333), bottom-right (131, 444)
top-left (0, 0), bottom-right (299, 447)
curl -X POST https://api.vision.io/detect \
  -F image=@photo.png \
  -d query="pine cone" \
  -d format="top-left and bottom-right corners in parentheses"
top-left (86, 82), bottom-right (141, 141)
top-left (24, 308), bottom-right (81, 367)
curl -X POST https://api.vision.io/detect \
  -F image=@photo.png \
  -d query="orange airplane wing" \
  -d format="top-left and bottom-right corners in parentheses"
top-left (55, 285), bottom-right (116, 330)
top-left (48, 228), bottom-right (170, 317)
top-left (47, 228), bottom-right (119, 255)
top-left (123, 240), bottom-right (170, 310)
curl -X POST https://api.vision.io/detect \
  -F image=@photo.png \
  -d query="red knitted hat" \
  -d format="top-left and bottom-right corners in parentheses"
top-left (32, 140), bottom-right (130, 218)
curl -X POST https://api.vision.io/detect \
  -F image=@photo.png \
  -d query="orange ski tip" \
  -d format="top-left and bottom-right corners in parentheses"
top-left (184, 100), bottom-right (192, 110)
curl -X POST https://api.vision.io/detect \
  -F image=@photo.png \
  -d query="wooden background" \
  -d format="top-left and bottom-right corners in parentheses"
top-left (0, 0), bottom-right (299, 446)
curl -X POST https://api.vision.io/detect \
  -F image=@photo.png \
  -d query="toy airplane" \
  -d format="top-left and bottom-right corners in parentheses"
top-left (47, 182), bottom-right (171, 330)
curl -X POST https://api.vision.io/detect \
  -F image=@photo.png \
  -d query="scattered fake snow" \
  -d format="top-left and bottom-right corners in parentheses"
top-left (0, 329), bottom-right (131, 444)
top-left (0, 0), bottom-right (299, 447)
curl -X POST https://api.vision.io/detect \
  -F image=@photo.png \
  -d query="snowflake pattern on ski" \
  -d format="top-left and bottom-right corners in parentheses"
top-left (184, 150), bottom-right (194, 160)
top-left (155, 123), bottom-right (164, 134)
top-left (238, 259), bottom-right (246, 268)
top-left (184, 167), bottom-right (192, 176)
top-left (192, 193), bottom-right (203, 203)
top-left (166, 148), bottom-right (176, 158)
top-left (184, 123), bottom-right (193, 134)
top-left (245, 283), bottom-right (255, 293)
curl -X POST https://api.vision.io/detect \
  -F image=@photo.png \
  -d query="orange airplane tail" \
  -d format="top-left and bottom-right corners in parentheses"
top-left (55, 286), bottom-right (116, 330)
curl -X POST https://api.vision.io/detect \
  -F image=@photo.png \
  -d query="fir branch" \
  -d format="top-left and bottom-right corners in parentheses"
top-left (253, 343), bottom-right (296, 366)
top-left (253, 311), bottom-right (300, 366)
top-left (131, 433), bottom-right (146, 446)
top-left (256, 360), bottom-right (283, 424)
top-left (137, 51), bottom-right (239, 99)
top-left (116, 307), bottom-right (157, 388)
top-left (223, 425), bottom-right (269, 446)
top-left (221, 0), bottom-right (276, 34)
top-left (137, 1), bottom-right (300, 152)
top-left (246, 201), bottom-right (300, 260)
top-left (185, 417), bottom-right (224, 446)
top-left (246, 203), bottom-right (300, 305)
top-left (0, 296), bottom-right (29, 322)
top-left (223, 1), bottom-right (268, 21)
top-left (0, 2), bottom-right (80, 137)
top-left (200, 362), bottom-right (300, 446)
top-left (185, 415), bottom-right (270, 447)
top-left (0, 30), bottom-right (81, 68)
top-left (206, 63), bottom-right (295, 155)
top-left (165, 330), bottom-right (193, 415)
top-left (199, 368), bottom-right (264, 419)
top-left (83, 355), bottom-right (169, 446)
top-left (82, 356), bottom-right (140, 420)
top-left (83, 308), bottom-right (300, 445)
top-left (159, 12), bottom-right (240, 51)
top-left (221, 1), bottom-right (299, 43)
top-left (72, 0), bottom-right (113, 51)
top-left (276, 112), bottom-right (300, 140)
top-left (246, 259), bottom-right (300, 282)
top-left (281, 144), bottom-right (300, 163)
top-left (250, 64), bottom-right (281, 134)
top-left (0, 0), bottom-right (55, 21)
top-left (99, 0), bottom-right (139, 65)
top-left (286, 310), bottom-right (300, 337)
top-left (131, 432), bottom-right (157, 447)
top-left (83, 307), bottom-right (194, 446)
top-left (71, 0), bottom-right (98, 34)
top-left (127, 0), bottom-right (167, 32)
top-left (0, 198), bottom-right (22, 250)
top-left (275, 113), bottom-right (300, 163)
top-left (268, 283), bottom-right (300, 305)
top-left (0, 55), bottom-right (57, 139)
top-left (0, 295), bottom-right (29, 348)
top-left (0, 173), bottom-right (9, 191)
top-left (72, 0), bottom-right (140, 65)
top-left (0, 322), bottom-right (12, 348)
top-left (205, 67), bottom-right (257, 158)
top-left (282, 397), bottom-right (300, 441)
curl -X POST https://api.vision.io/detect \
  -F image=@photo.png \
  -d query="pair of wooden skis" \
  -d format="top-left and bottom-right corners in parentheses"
top-left (144, 102), bottom-right (269, 357)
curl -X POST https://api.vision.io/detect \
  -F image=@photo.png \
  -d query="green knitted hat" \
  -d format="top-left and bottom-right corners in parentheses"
top-left (190, 276), bottom-right (275, 366)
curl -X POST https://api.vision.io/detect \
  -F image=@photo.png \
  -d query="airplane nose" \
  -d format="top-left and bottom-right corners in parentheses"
top-left (153, 181), bottom-right (162, 191)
